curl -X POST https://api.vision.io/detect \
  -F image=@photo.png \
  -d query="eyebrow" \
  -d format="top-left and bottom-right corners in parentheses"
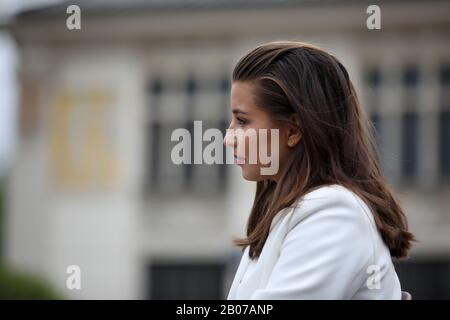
top-left (232, 108), bottom-right (250, 116)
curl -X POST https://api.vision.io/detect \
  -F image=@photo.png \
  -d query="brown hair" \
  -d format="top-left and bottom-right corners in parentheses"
top-left (232, 41), bottom-right (415, 260)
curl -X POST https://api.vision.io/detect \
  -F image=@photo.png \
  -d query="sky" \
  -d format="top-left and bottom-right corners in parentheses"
top-left (0, 0), bottom-right (19, 178)
top-left (0, 32), bottom-right (17, 177)
top-left (0, 0), bottom-right (62, 177)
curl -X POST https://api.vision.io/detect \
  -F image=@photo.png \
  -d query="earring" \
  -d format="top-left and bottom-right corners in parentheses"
top-left (288, 138), bottom-right (294, 147)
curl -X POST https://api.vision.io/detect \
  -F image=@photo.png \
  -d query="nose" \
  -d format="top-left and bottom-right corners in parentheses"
top-left (223, 128), bottom-right (236, 148)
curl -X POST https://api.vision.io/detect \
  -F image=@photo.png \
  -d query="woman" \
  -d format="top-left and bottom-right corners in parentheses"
top-left (224, 41), bottom-right (415, 299)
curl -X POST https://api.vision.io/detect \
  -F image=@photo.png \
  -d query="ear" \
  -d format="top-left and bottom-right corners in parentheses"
top-left (286, 114), bottom-right (302, 148)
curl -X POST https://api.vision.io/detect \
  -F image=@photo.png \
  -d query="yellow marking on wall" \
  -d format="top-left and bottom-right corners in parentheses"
top-left (49, 89), bottom-right (120, 191)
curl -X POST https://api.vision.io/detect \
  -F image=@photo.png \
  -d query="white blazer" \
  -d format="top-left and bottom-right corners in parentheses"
top-left (227, 184), bottom-right (402, 300)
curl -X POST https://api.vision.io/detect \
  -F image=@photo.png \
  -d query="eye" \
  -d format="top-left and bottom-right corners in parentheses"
top-left (236, 117), bottom-right (247, 126)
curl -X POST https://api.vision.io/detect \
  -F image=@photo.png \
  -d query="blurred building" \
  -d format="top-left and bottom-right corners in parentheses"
top-left (3, 0), bottom-right (450, 299)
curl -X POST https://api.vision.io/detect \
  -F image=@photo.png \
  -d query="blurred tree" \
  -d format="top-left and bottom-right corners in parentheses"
top-left (0, 266), bottom-right (60, 299)
top-left (0, 177), bottom-right (62, 299)
top-left (0, 178), bottom-right (4, 262)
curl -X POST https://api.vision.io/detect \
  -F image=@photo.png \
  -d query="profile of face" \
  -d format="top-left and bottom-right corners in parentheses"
top-left (224, 81), bottom-right (301, 182)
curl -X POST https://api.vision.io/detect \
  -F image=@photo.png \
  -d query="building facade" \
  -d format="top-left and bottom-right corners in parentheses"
top-left (5, 0), bottom-right (450, 299)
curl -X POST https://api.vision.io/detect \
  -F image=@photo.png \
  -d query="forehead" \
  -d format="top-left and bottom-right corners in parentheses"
top-left (230, 82), bottom-right (276, 127)
top-left (231, 81), bottom-right (257, 109)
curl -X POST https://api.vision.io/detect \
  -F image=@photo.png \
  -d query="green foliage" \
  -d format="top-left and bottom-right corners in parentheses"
top-left (0, 178), bottom-right (3, 262)
top-left (0, 178), bottom-right (62, 300)
top-left (0, 266), bottom-right (61, 299)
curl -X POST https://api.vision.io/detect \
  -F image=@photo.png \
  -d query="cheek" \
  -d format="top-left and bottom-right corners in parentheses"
top-left (234, 129), bottom-right (256, 159)
top-left (234, 133), bottom-right (247, 158)
top-left (239, 130), bottom-right (261, 163)
top-left (236, 128), bottom-right (281, 163)
top-left (257, 128), bottom-right (281, 163)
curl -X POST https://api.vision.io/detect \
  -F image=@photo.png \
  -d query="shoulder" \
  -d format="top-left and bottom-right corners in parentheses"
top-left (285, 184), bottom-right (377, 256)
top-left (278, 184), bottom-right (377, 269)
top-left (288, 184), bottom-right (374, 228)
top-left (263, 185), bottom-right (385, 299)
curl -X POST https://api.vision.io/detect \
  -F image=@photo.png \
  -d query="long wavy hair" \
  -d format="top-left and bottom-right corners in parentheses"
top-left (232, 41), bottom-right (415, 260)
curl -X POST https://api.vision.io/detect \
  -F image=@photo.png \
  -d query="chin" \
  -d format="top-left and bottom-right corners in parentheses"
top-left (240, 166), bottom-right (263, 181)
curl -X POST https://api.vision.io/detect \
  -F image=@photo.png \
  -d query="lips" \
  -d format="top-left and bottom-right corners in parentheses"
top-left (233, 154), bottom-right (246, 165)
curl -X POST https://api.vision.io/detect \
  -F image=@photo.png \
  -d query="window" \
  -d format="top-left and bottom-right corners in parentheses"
top-left (401, 111), bottom-right (419, 178)
top-left (395, 259), bottom-right (450, 299)
top-left (366, 67), bottom-right (382, 89)
top-left (439, 110), bottom-right (450, 177)
top-left (148, 262), bottom-right (226, 299)
top-left (401, 66), bottom-right (420, 180)
top-left (365, 67), bottom-right (383, 153)
top-left (439, 64), bottom-right (450, 179)
top-left (369, 112), bottom-right (382, 149)
top-left (145, 73), bottom-right (230, 196)
top-left (146, 76), bottom-right (189, 194)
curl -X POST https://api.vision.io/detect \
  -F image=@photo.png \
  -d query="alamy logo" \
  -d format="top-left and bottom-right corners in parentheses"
top-left (66, 265), bottom-right (81, 290)
top-left (366, 5), bottom-right (381, 30)
top-left (66, 5), bottom-right (81, 30)
top-left (366, 264), bottom-right (381, 290)
top-left (171, 121), bottom-right (280, 175)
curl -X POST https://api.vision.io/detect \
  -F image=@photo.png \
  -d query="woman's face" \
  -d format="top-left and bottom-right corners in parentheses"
top-left (224, 81), bottom-right (293, 182)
